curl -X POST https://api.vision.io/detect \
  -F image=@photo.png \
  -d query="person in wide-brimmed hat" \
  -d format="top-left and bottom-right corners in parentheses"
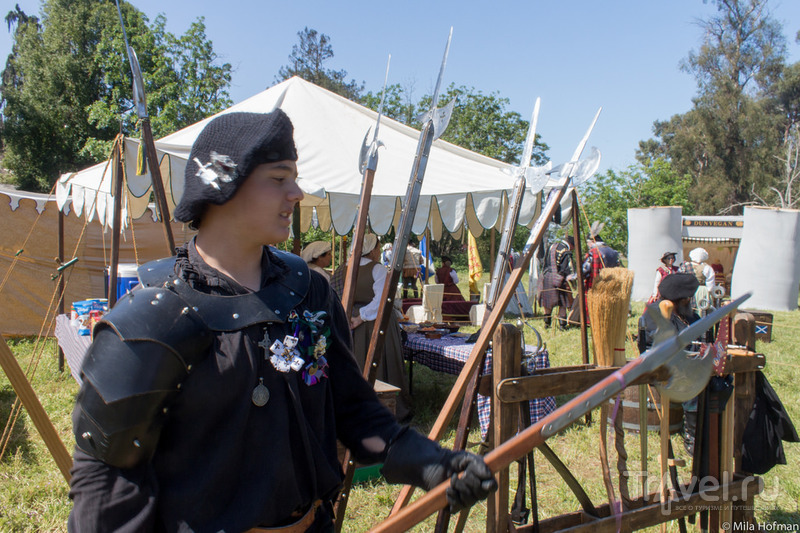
top-left (648, 251), bottom-right (679, 304)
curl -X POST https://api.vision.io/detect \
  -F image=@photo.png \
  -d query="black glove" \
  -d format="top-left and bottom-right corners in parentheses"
top-left (381, 427), bottom-right (497, 512)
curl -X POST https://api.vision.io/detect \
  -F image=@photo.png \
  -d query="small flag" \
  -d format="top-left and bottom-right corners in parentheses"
top-left (755, 325), bottom-right (768, 335)
top-left (468, 232), bottom-right (483, 296)
top-left (419, 236), bottom-right (433, 279)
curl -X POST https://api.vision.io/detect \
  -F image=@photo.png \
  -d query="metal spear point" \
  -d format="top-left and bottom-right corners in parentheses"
top-left (522, 108), bottom-right (601, 255)
top-left (414, 27), bottom-right (456, 141)
top-left (486, 97), bottom-right (541, 310)
top-left (358, 55), bottom-right (391, 175)
top-left (387, 27), bottom-right (455, 276)
top-left (338, 32), bottom-right (456, 530)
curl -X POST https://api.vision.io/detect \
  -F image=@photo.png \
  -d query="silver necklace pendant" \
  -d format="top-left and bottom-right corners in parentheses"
top-left (252, 377), bottom-right (270, 407)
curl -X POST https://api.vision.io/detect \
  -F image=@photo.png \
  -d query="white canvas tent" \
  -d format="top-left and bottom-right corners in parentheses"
top-left (56, 77), bottom-right (550, 239)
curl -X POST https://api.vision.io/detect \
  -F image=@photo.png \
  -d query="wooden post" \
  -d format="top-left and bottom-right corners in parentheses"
top-left (571, 191), bottom-right (589, 366)
top-left (291, 204), bottom-right (302, 256)
top-left (721, 393), bottom-right (735, 526)
top-left (732, 367), bottom-right (757, 525)
top-left (0, 335), bottom-right (72, 483)
top-left (108, 146), bottom-right (124, 308)
top-left (57, 209), bottom-right (65, 372)
top-left (139, 120), bottom-right (175, 254)
top-left (571, 191), bottom-right (591, 426)
top-left (491, 324), bottom-right (521, 533)
top-left (660, 392), bottom-right (671, 519)
top-left (639, 384), bottom-right (648, 499)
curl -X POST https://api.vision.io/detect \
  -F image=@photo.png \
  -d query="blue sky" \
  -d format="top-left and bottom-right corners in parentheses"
top-left (2, 1), bottom-right (799, 175)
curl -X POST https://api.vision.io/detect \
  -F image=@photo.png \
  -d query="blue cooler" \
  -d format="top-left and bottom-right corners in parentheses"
top-left (115, 263), bottom-right (140, 299)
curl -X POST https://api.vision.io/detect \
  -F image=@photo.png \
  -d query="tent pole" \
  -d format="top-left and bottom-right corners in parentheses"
top-left (292, 205), bottom-right (301, 255)
top-left (330, 229), bottom-right (336, 272)
top-left (57, 209), bottom-right (65, 372)
top-left (490, 228), bottom-right (496, 275)
top-left (108, 146), bottom-right (124, 308)
top-left (571, 190), bottom-right (592, 427)
top-left (571, 189), bottom-right (589, 367)
top-left (140, 119), bottom-right (175, 255)
top-left (423, 227), bottom-right (431, 287)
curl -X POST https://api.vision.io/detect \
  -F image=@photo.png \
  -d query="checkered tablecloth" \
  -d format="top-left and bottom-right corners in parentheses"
top-left (403, 332), bottom-right (557, 438)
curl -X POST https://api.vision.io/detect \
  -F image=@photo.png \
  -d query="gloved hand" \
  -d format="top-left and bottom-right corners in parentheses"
top-left (381, 427), bottom-right (497, 512)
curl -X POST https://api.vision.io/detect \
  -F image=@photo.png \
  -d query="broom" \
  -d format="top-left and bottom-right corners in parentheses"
top-left (587, 267), bottom-right (635, 367)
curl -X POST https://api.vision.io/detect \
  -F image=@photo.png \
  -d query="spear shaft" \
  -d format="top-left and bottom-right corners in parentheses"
top-left (390, 108), bottom-right (601, 515)
top-left (335, 31), bottom-right (453, 528)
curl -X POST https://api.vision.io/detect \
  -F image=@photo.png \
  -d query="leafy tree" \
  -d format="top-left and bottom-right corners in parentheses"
top-left (276, 27), bottom-right (363, 100)
top-left (425, 84), bottom-right (548, 166)
top-left (1, 0), bottom-right (231, 192)
top-left (360, 82), bottom-right (419, 125)
top-left (362, 82), bottom-right (549, 167)
top-left (638, 0), bottom-right (789, 215)
top-left (578, 158), bottom-right (693, 252)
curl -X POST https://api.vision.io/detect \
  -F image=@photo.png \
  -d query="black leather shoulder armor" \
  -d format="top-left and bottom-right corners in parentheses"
top-left (73, 287), bottom-right (213, 468)
top-left (73, 248), bottom-right (311, 469)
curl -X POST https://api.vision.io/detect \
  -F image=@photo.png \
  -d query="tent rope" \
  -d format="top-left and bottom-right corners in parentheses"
top-left (0, 212), bottom-right (89, 461)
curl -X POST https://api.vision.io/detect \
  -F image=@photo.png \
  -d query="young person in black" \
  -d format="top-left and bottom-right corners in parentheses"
top-left (68, 111), bottom-right (496, 532)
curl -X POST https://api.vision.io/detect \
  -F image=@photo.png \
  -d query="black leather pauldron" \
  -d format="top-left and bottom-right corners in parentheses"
top-left (73, 247), bottom-right (311, 468)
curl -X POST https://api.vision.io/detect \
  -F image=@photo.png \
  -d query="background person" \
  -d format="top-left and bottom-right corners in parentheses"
top-left (538, 236), bottom-right (575, 330)
top-left (349, 233), bottom-right (414, 422)
top-left (648, 251), bottom-right (679, 304)
top-left (436, 255), bottom-right (466, 302)
top-left (401, 245), bottom-right (422, 298)
top-left (301, 240), bottom-right (332, 280)
top-left (683, 247), bottom-right (716, 291)
top-left (67, 111), bottom-right (495, 531)
top-left (581, 221), bottom-right (620, 291)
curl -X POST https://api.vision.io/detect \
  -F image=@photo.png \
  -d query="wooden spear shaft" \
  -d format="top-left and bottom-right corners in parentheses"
top-left (374, 355), bottom-right (653, 533)
top-left (390, 179), bottom-right (570, 514)
top-left (334, 165), bottom-right (377, 531)
top-left (340, 165), bottom-right (377, 317)
top-left (0, 336), bottom-right (72, 483)
top-left (140, 119), bottom-right (175, 255)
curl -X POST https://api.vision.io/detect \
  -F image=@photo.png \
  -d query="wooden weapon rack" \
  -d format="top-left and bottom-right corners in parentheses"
top-left (459, 321), bottom-right (765, 533)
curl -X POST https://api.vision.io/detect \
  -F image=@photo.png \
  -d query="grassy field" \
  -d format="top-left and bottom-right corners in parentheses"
top-left (0, 290), bottom-right (798, 531)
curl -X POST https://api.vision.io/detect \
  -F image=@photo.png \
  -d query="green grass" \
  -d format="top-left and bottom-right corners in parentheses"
top-left (1, 292), bottom-right (798, 531)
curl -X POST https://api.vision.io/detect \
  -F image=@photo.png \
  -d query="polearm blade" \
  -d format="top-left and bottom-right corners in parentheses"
top-left (333, 56), bottom-right (392, 532)
top-left (390, 109), bottom-right (601, 515)
top-left (113, 0), bottom-right (174, 256)
top-left (374, 293), bottom-right (752, 532)
top-left (340, 55), bottom-right (391, 317)
top-left (485, 97), bottom-right (541, 311)
top-left (363, 27), bottom-right (454, 385)
top-left (336, 32), bottom-right (453, 530)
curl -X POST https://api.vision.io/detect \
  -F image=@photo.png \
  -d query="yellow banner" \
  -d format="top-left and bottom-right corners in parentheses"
top-left (467, 232), bottom-right (483, 295)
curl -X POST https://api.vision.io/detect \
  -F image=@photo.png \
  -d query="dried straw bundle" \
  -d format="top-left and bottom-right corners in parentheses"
top-left (587, 267), bottom-right (635, 367)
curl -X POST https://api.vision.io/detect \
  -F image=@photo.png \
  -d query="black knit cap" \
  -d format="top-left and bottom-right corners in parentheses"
top-left (174, 110), bottom-right (298, 227)
top-left (658, 273), bottom-right (699, 302)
